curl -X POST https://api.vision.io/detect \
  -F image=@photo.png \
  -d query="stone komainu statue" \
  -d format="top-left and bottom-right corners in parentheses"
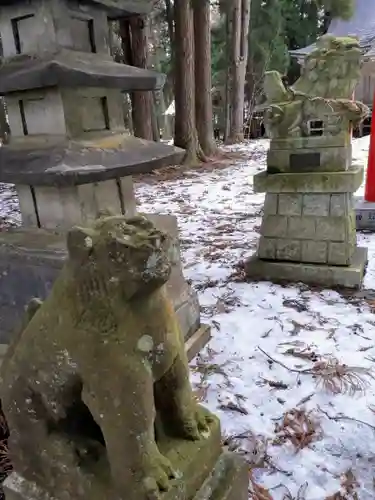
top-left (263, 35), bottom-right (369, 139)
top-left (0, 215), bottom-right (213, 500)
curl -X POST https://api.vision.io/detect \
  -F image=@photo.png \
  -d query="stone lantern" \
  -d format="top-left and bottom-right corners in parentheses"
top-left (0, 0), bottom-right (210, 356)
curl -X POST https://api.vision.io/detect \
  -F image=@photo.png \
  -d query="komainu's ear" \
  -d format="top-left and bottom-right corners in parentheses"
top-left (67, 227), bottom-right (96, 262)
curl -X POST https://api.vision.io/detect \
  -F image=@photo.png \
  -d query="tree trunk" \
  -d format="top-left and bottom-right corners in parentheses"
top-left (164, 0), bottom-right (175, 103)
top-left (165, 0), bottom-right (175, 59)
top-left (224, 7), bottom-right (232, 142)
top-left (128, 16), bottom-right (153, 140)
top-left (193, 0), bottom-right (217, 156)
top-left (174, 0), bottom-right (203, 164)
top-left (151, 92), bottom-right (161, 141)
top-left (0, 98), bottom-right (9, 144)
top-left (226, 0), bottom-right (251, 144)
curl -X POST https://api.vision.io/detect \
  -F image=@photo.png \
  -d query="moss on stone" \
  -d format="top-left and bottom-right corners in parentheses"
top-left (1, 214), bottom-right (216, 500)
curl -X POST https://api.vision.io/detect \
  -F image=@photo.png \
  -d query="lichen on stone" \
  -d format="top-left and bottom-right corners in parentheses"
top-left (263, 35), bottom-right (369, 140)
top-left (1, 214), bottom-right (214, 500)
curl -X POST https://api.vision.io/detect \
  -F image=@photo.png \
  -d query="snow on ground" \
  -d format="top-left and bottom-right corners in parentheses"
top-left (2, 136), bottom-right (375, 498)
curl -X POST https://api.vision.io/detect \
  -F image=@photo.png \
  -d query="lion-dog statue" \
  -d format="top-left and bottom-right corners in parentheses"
top-left (0, 215), bottom-right (213, 500)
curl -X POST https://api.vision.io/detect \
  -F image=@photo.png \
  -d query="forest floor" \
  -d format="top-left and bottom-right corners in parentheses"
top-left (1, 136), bottom-right (375, 498)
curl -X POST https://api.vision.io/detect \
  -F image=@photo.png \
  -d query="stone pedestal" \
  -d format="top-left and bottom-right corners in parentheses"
top-left (355, 198), bottom-right (375, 231)
top-left (0, 218), bottom-right (210, 359)
top-left (0, 0), bottom-right (210, 356)
top-left (3, 418), bottom-right (248, 500)
top-left (267, 135), bottom-right (352, 174)
top-left (246, 166), bottom-right (368, 288)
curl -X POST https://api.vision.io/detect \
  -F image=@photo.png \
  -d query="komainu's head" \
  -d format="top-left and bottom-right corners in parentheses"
top-left (66, 215), bottom-right (174, 299)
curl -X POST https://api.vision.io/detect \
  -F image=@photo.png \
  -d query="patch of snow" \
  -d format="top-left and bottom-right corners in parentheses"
top-left (2, 136), bottom-right (375, 498)
top-left (134, 136), bottom-right (375, 499)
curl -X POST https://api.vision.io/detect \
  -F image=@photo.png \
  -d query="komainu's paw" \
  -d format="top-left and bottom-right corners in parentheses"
top-left (142, 451), bottom-right (176, 499)
top-left (178, 405), bottom-right (214, 441)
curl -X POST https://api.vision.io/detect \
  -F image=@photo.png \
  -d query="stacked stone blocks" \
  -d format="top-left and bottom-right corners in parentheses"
top-left (247, 166), bottom-right (367, 288)
top-left (259, 192), bottom-right (356, 266)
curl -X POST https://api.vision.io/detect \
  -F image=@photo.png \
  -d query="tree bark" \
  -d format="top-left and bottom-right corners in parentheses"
top-left (193, 0), bottom-right (217, 156)
top-left (151, 92), bottom-right (161, 141)
top-left (164, 0), bottom-right (175, 105)
top-left (128, 15), bottom-right (153, 140)
top-left (226, 0), bottom-right (251, 144)
top-left (165, 0), bottom-right (175, 59)
top-left (224, 9), bottom-right (232, 143)
top-left (0, 98), bottom-right (9, 144)
top-left (174, 0), bottom-right (203, 164)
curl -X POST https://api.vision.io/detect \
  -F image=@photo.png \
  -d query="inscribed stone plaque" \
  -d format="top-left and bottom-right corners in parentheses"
top-left (290, 152), bottom-right (321, 172)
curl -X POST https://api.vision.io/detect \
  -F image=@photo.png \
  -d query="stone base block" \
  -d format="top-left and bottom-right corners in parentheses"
top-left (3, 416), bottom-right (248, 500)
top-left (17, 176), bottom-right (137, 230)
top-left (4, 454), bottom-right (248, 500)
top-left (267, 145), bottom-right (351, 174)
top-left (245, 247), bottom-right (368, 289)
top-left (254, 165), bottom-right (364, 194)
top-left (0, 224), bottom-right (210, 358)
top-left (258, 171), bottom-right (359, 266)
top-left (355, 198), bottom-right (375, 231)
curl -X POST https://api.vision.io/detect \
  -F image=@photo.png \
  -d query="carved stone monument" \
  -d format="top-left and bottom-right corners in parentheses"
top-left (0, 0), bottom-right (209, 355)
top-left (246, 35), bottom-right (369, 288)
top-left (1, 215), bottom-right (248, 500)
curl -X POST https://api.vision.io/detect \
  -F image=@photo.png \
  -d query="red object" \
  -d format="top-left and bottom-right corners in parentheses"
top-left (365, 92), bottom-right (375, 202)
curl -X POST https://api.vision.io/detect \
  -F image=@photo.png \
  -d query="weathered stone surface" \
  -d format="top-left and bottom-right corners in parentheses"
top-left (263, 35), bottom-right (368, 141)
top-left (276, 239), bottom-right (301, 261)
top-left (302, 194), bottom-right (330, 216)
top-left (246, 247), bottom-right (368, 289)
top-left (260, 215), bottom-right (288, 238)
top-left (0, 0), bottom-right (153, 62)
top-left (145, 214), bottom-right (202, 340)
top-left (0, 0), bottom-right (154, 18)
top-left (254, 165), bottom-right (364, 194)
top-left (269, 135), bottom-right (351, 150)
top-left (0, 215), bottom-right (216, 500)
top-left (267, 145), bottom-right (351, 173)
top-left (4, 451), bottom-right (249, 500)
top-left (258, 236), bottom-right (276, 259)
top-left (0, 51), bottom-right (165, 94)
top-left (0, 133), bottom-right (185, 186)
top-left (355, 198), bottom-right (375, 231)
top-left (6, 87), bottom-right (127, 139)
top-left (251, 36), bottom-right (367, 287)
top-left (301, 240), bottom-right (327, 264)
top-left (287, 216), bottom-right (315, 239)
top-left (18, 177), bottom-right (137, 230)
top-left (278, 194), bottom-right (302, 216)
top-left (256, 171), bottom-right (359, 266)
top-left (315, 215), bottom-right (348, 241)
top-left (263, 193), bottom-right (278, 215)
top-left (0, 220), bottom-right (205, 347)
top-left (328, 241), bottom-right (355, 266)
top-left (330, 193), bottom-right (351, 217)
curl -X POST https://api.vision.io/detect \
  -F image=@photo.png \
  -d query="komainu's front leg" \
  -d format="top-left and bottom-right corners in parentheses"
top-left (82, 360), bottom-right (176, 500)
top-left (154, 351), bottom-right (213, 441)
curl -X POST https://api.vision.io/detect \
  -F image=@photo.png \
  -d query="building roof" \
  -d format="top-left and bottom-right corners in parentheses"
top-left (290, 0), bottom-right (375, 59)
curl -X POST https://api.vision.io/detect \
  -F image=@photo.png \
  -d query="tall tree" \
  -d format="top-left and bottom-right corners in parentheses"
top-left (226, 0), bottom-right (251, 143)
top-left (129, 16), bottom-right (154, 140)
top-left (174, 0), bottom-right (203, 164)
top-left (193, 0), bottom-right (217, 156)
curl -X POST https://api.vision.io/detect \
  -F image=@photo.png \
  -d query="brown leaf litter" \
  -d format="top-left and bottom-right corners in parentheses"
top-left (325, 469), bottom-right (359, 499)
top-left (258, 346), bottom-right (374, 395)
top-left (135, 150), bottom-right (249, 184)
top-left (273, 408), bottom-right (321, 451)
